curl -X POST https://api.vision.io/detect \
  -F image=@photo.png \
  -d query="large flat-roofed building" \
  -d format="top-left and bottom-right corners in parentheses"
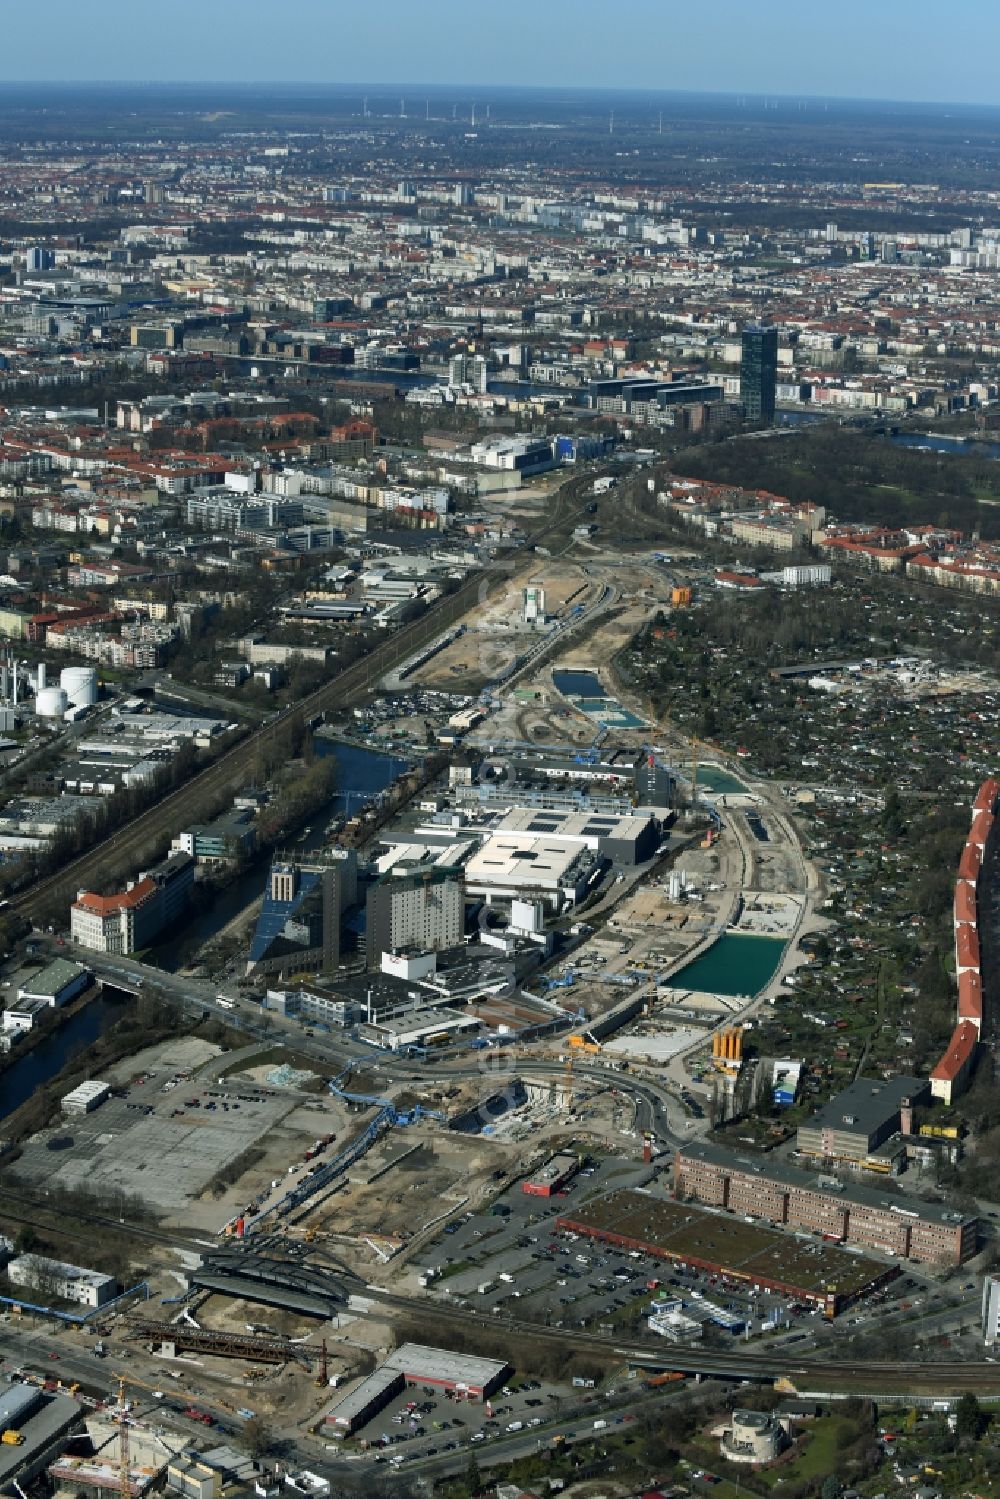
top-left (364, 865), bottom-right (464, 968)
top-left (504, 752), bottom-right (674, 813)
top-left (795, 1075), bottom-right (929, 1170)
top-left (359, 1007), bottom-right (478, 1052)
top-left (383, 1342), bottom-right (509, 1398)
top-left (491, 807), bottom-right (659, 866)
top-left (324, 1343), bottom-right (510, 1438)
top-left (0, 1383), bottom-right (82, 1492)
top-left (325, 1367), bottom-right (405, 1435)
top-left (674, 1142), bottom-right (977, 1266)
top-left (556, 1187), bottom-right (893, 1317)
top-left (464, 832), bottom-right (601, 908)
top-left (523, 1151), bottom-right (581, 1197)
top-left (62, 1079), bottom-right (110, 1115)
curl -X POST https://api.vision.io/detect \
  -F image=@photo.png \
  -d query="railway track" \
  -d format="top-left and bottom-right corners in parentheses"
top-left (364, 1283), bottom-right (1000, 1395)
top-left (0, 1185), bottom-right (210, 1255)
top-left (9, 473), bottom-right (596, 921)
top-left (9, 574), bottom-right (484, 918)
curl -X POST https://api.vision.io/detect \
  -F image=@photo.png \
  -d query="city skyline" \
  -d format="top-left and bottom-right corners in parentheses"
top-left (4, 0), bottom-right (1000, 108)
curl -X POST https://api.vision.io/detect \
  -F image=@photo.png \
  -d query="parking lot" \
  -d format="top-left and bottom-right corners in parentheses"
top-left (410, 1157), bottom-right (892, 1344)
top-left (11, 1062), bottom-right (292, 1210)
top-left (331, 1373), bottom-right (564, 1463)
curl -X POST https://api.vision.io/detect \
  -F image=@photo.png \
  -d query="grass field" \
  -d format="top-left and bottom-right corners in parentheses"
top-left (758, 1415), bottom-right (851, 1487)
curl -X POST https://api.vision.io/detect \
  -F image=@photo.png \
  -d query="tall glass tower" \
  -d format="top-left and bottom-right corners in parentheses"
top-left (741, 323), bottom-right (778, 425)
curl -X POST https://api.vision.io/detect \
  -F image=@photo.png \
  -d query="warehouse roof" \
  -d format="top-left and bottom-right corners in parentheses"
top-left (801, 1075), bottom-right (927, 1138)
top-left (17, 957), bottom-right (87, 999)
top-left (326, 1367), bottom-right (402, 1427)
top-left (0, 1382), bottom-right (42, 1430)
top-left (384, 1341), bottom-right (509, 1389)
top-left (465, 835), bottom-right (590, 888)
top-left (494, 806), bottom-right (654, 844)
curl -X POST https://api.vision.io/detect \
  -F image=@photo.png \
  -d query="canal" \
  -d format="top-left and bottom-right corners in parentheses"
top-left (0, 991), bottom-right (129, 1123)
top-left (144, 738), bottom-right (410, 969)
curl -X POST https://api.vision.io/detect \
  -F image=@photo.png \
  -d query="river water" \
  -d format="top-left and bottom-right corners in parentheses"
top-left (144, 739), bottom-right (409, 967)
top-left (886, 431), bottom-right (1000, 461)
top-left (0, 741), bottom-right (408, 1113)
top-left (0, 991), bottom-right (128, 1123)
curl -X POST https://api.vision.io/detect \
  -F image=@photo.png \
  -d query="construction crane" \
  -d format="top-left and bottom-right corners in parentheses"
top-left (117, 1376), bottom-right (130, 1499)
top-left (315, 1339), bottom-right (328, 1389)
top-left (564, 1051), bottom-right (573, 1107)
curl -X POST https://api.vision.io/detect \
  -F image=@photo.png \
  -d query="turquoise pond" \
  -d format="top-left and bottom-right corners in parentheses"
top-left (696, 765), bottom-right (749, 796)
top-left (552, 671), bottom-right (647, 729)
top-left (669, 933), bottom-right (786, 997)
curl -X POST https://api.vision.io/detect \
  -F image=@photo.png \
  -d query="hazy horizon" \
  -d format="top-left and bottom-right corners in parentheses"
top-left (4, 0), bottom-right (1000, 108)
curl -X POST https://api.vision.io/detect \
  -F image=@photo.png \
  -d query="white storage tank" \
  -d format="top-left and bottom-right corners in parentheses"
top-left (35, 686), bottom-right (69, 718)
top-left (60, 666), bottom-right (99, 708)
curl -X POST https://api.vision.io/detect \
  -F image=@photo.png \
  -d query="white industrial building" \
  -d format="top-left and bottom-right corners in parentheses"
top-left (16, 958), bottom-right (89, 1009)
top-left (7, 1253), bottom-right (117, 1308)
top-left (523, 584), bottom-right (546, 623)
top-left (62, 1079), bottom-right (111, 1115)
top-left (491, 807), bottom-right (659, 864)
top-left (464, 832), bottom-right (601, 909)
top-left (983, 1274), bottom-right (1000, 1344)
top-left (359, 1007), bottom-right (478, 1052)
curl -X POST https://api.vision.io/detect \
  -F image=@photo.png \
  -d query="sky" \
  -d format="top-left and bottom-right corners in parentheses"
top-left (3, 0), bottom-right (1000, 108)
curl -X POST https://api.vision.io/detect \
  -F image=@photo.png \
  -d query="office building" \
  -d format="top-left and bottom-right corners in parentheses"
top-left (448, 352), bottom-right (488, 392)
top-left (247, 848), bottom-right (358, 976)
top-left (26, 246), bottom-right (55, 272)
top-left (171, 808), bottom-right (257, 865)
top-left (365, 865), bottom-right (465, 967)
top-left (794, 1075), bottom-right (928, 1171)
top-left (740, 323), bottom-right (778, 425)
top-left (71, 852), bottom-right (194, 954)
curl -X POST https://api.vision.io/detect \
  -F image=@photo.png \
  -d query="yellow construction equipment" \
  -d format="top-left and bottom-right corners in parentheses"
top-left (1, 1431), bottom-right (24, 1446)
top-left (568, 1033), bottom-right (601, 1055)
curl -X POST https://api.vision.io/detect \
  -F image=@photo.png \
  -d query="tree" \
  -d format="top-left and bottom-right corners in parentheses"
top-left (956, 1391), bottom-right (985, 1442)
top-left (465, 1452), bottom-right (482, 1496)
top-left (241, 1416), bottom-right (272, 1458)
top-left (821, 1478), bottom-right (841, 1499)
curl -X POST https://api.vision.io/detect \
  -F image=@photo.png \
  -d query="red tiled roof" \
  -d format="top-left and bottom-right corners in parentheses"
top-left (73, 876), bottom-right (156, 917)
top-left (930, 1020), bottom-right (978, 1083)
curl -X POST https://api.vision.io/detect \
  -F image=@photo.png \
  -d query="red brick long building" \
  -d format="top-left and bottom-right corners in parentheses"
top-left (674, 1143), bottom-right (977, 1266)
